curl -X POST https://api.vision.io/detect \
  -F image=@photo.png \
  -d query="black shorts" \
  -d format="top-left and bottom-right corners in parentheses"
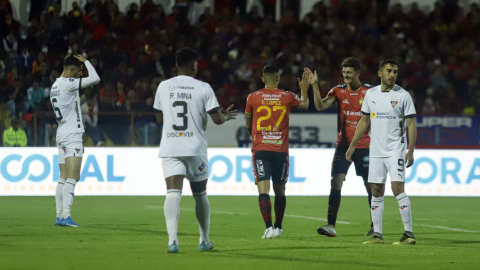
top-left (331, 147), bottom-right (369, 178)
top-left (252, 151), bottom-right (289, 184)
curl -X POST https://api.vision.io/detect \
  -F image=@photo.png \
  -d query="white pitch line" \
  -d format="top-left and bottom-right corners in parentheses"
top-left (417, 224), bottom-right (480, 233)
top-left (146, 205), bottom-right (351, 224)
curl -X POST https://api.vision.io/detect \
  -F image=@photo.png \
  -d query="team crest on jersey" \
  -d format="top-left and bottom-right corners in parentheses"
top-left (340, 90), bottom-right (346, 93)
top-left (362, 90), bottom-right (367, 94)
top-left (62, 146), bottom-right (66, 152)
top-left (359, 98), bottom-right (364, 105)
top-left (391, 99), bottom-right (399, 108)
top-left (69, 78), bottom-right (74, 82)
top-left (75, 149), bottom-right (81, 153)
top-left (198, 163), bottom-right (205, 172)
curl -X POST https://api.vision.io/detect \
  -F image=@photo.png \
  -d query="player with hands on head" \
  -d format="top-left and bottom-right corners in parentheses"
top-left (245, 66), bottom-right (309, 239)
top-left (346, 59), bottom-right (417, 245)
top-left (305, 57), bottom-right (374, 238)
top-left (153, 47), bottom-right (236, 253)
top-left (52, 54), bottom-right (100, 227)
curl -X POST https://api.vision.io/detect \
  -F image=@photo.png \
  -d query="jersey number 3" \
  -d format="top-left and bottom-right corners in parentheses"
top-left (51, 98), bottom-right (63, 122)
top-left (256, 106), bottom-right (286, 131)
top-left (173, 101), bottom-right (188, 131)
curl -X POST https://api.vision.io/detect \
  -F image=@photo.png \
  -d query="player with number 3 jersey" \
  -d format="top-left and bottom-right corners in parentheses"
top-left (245, 65), bottom-right (310, 239)
top-left (51, 54), bottom-right (100, 227)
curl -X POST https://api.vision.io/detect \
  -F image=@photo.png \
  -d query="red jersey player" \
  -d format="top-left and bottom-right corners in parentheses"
top-left (306, 57), bottom-right (374, 237)
top-left (245, 65), bottom-right (310, 239)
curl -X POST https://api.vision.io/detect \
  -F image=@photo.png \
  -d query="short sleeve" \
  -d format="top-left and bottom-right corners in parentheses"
top-left (361, 92), bottom-right (371, 114)
top-left (204, 84), bottom-right (220, 114)
top-left (327, 87), bottom-right (336, 100)
top-left (404, 93), bottom-right (417, 118)
top-left (290, 92), bottom-right (301, 108)
top-left (153, 83), bottom-right (162, 111)
top-left (245, 94), bottom-right (253, 115)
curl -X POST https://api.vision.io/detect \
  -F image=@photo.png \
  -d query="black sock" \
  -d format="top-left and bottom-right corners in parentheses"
top-left (368, 190), bottom-right (373, 228)
top-left (274, 196), bottom-right (286, 229)
top-left (327, 189), bottom-right (341, 226)
top-left (259, 194), bottom-right (272, 228)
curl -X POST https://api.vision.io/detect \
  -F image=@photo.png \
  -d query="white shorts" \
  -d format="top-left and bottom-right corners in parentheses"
top-left (57, 133), bottom-right (84, 164)
top-left (162, 156), bottom-right (209, 182)
top-left (368, 156), bottom-right (405, 184)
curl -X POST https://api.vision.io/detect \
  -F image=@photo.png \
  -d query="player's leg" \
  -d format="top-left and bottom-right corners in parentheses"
top-left (389, 157), bottom-right (415, 245)
top-left (352, 148), bottom-right (374, 235)
top-left (186, 156), bottom-right (214, 251)
top-left (55, 145), bottom-right (67, 225)
top-left (363, 157), bottom-right (387, 244)
top-left (253, 151), bottom-right (274, 239)
top-left (60, 155), bottom-right (82, 227)
top-left (162, 157), bottom-right (186, 253)
top-left (271, 152), bottom-right (288, 238)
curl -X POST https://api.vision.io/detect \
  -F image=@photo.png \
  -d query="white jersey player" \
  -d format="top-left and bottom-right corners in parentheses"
top-left (346, 59), bottom-right (417, 245)
top-left (52, 54), bottom-right (100, 227)
top-left (153, 48), bottom-right (237, 253)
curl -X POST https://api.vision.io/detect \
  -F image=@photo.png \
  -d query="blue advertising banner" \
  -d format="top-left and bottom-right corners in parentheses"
top-left (416, 116), bottom-right (480, 145)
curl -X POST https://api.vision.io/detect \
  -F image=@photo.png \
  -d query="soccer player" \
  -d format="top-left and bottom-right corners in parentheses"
top-left (245, 66), bottom-right (310, 239)
top-left (153, 48), bottom-right (237, 253)
top-left (346, 59), bottom-right (417, 245)
top-left (306, 57), bottom-right (373, 237)
top-left (52, 54), bottom-right (100, 227)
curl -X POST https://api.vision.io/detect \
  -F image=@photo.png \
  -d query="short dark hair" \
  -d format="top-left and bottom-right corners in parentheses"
top-left (342, 57), bottom-right (362, 71)
top-left (263, 65), bottom-right (279, 76)
top-left (379, 59), bottom-right (398, 70)
top-left (63, 54), bottom-right (82, 67)
top-left (175, 47), bottom-right (198, 67)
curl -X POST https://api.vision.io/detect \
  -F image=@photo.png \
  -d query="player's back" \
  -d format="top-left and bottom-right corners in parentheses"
top-left (50, 77), bottom-right (84, 137)
top-left (154, 75), bottom-right (219, 158)
top-left (246, 88), bottom-right (301, 153)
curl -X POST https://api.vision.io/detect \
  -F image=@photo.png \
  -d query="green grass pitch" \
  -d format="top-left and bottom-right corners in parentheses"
top-left (1, 196), bottom-right (479, 270)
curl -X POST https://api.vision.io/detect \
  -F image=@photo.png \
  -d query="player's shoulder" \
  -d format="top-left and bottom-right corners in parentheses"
top-left (362, 83), bottom-right (374, 89)
top-left (366, 85), bottom-right (380, 93)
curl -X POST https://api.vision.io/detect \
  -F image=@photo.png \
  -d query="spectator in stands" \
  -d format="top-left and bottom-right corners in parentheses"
top-left (16, 47), bottom-right (33, 75)
top-left (3, 117), bottom-right (27, 146)
top-left (83, 8), bottom-right (106, 40)
top-left (33, 62), bottom-right (50, 88)
top-left (81, 97), bottom-right (105, 146)
top-left (27, 81), bottom-right (44, 109)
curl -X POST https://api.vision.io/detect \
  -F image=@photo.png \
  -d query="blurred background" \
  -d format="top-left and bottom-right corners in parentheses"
top-left (1, 0), bottom-right (479, 148)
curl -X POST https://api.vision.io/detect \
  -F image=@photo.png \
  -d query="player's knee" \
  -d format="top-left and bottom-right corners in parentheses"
top-left (391, 182), bottom-right (405, 196)
top-left (273, 184), bottom-right (285, 196)
top-left (190, 180), bottom-right (207, 193)
top-left (330, 176), bottom-right (344, 190)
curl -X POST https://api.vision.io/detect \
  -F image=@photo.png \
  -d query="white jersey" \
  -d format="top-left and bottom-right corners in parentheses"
top-left (51, 61), bottom-right (100, 137)
top-left (361, 84), bottom-right (416, 157)
top-left (154, 75), bottom-right (220, 157)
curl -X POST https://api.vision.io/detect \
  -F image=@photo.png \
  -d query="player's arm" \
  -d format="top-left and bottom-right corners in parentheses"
top-left (209, 105), bottom-right (237, 125)
top-left (297, 71), bottom-right (310, 110)
top-left (405, 117), bottom-right (417, 168)
top-left (245, 113), bottom-right (253, 136)
top-left (73, 55), bottom-right (100, 90)
top-left (304, 68), bottom-right (334, 111)
top-left (345, 114), bottom-right (370, 161)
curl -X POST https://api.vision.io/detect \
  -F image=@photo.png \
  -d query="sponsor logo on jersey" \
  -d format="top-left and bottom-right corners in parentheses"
top-left (350, 93), bottom-right (358, 95)
top-left (263, 135), bottom-right (281, 139)
top-left (169, 85), bottom-right (194, 91)
top-left (74, 101), bottom-right (80, 122)
top-left (372, 101), bottom-right (376, 105)
top-left (391, 99), bottom-right (399, 108)
top-left (342, 99), bottom-right (349, 104)
top-left (359, 98), bottom-right (364, 105)
top-left (340, 90), bottom-right (346, 93)
top-left (261, 140), bottom-right (283, 145)
top-left (375, 112), bottom-right (397, 119)
top-left (343, 110), bottom-right (362, 116)
top-left (345, 120), bottom-right (358, 127)
top-left (361, 90), bottom-right (368, 94)
top-left (363, 156), bottom-right (370, 162)
top-left (371, 112), bottom-right (375, 118)
top-left (167, 132), bottom-right (194, 138)
top-left (262, 132), bottom-right (281, 136)
top-left (256, 160), bottom-right (265, 177)
top-left (194, 163), bottom-right (207, 177)
top-left (50, 91), bottom-right (60, 97)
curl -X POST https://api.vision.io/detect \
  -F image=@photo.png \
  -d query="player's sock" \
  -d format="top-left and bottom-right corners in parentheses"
top-left (62, 178), bottom-right (77, 219)
top-left (327, 189), bottom-right (341, 226)
top-left (193, 190), bottom-right (210, 244)
top-left (371, 196), bottom-right (384, 235)
top-left (259, 194), bottom-right (272, 228)
top-left (396, 192), bottom-right (413, 236)
top-left (55, 178), bottom-right (66, 218)
top-left (274, 196), bottom-right (286, 229)
top-left (164, 189), bottom-right (182, 246)
top-left (368, 190), bottom-right (373, 228)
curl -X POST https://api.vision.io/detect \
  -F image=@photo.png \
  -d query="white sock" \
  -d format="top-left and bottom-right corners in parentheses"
top-left (396, 192), bottom-right (413, 234)
top-left (55, 178), bottom-right (66, 218)
top-left (371, 196), bottom-right (384, 236)
top-left (193, 191), bottom-right (210, 244)
top-left (62, 178), bottom-right (77, 219)
top-left (164, 189), bottom-right (182, 246)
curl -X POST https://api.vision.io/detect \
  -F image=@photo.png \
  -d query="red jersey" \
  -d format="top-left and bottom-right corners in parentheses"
top-left (245, 88), bottom-right (301, 153)
top-left (327, 83), bottom-right (372, 148)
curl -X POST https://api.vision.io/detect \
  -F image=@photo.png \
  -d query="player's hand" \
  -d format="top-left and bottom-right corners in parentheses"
top-left (345, 147), bottom-right (355, 162)
top-left (308, 70), bottom-right (318, 85)
top-left (74, 54), bottom-right (87, 63)
top-left (297, 71), bottom-right (310, 92)
top-left (405, 150), bottom-right (414, 168)
top-left (223, 104), bottom-right (237, 121)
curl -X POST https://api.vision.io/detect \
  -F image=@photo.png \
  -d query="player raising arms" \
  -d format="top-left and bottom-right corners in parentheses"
top-left (306, 57), bottom-right (374, 237)
top-left (245, 66), bottom-right (310, 239)
top-left (52, 54), bottom-right (100, 227)
top-left (154, 48), bottom-right (237, 253)
top-left (346, 59), bottom-right (417, 245)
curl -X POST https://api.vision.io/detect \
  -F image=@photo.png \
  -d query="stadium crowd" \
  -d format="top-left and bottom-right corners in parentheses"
top-left (1, 0), bottom-right (480, 145)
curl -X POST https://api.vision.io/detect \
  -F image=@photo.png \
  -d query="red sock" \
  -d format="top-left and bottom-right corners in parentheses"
top-left (259, 194), bottom-right (272, 228)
